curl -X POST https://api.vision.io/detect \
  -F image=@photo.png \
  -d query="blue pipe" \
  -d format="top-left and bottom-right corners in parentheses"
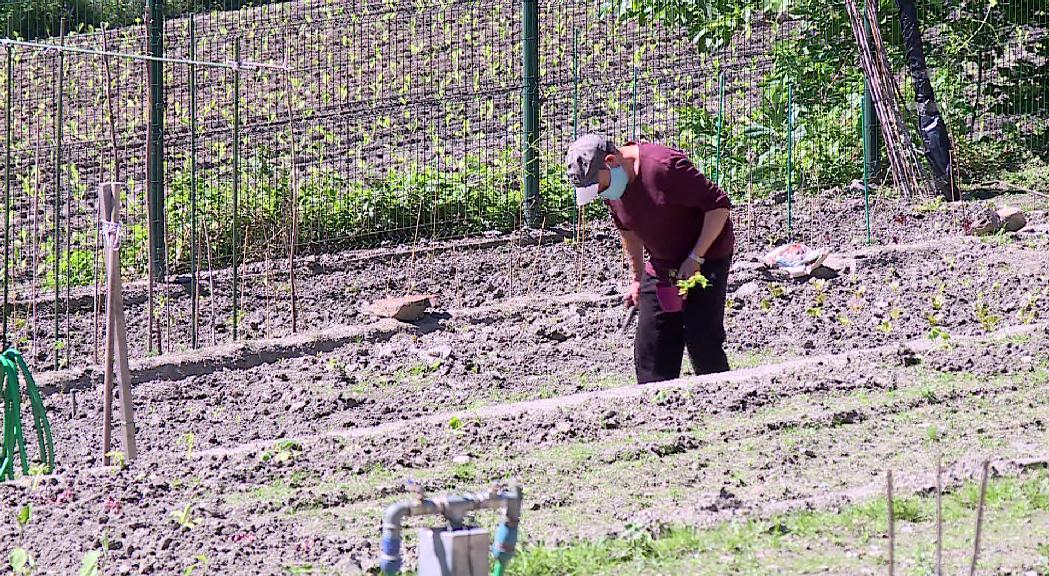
top-left (377, 484), bottom-right (523, 575)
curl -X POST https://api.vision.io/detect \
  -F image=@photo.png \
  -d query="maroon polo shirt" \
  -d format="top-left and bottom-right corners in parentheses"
top-left (606, 142), bottom-right (734, 282)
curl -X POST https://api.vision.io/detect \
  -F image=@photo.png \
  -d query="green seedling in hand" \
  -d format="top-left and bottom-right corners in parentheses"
top-left (676, 271), bottom-right (711, 296)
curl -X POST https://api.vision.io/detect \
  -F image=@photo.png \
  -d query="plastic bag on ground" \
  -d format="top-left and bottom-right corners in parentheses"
top-left (762, 243), bottom-right (830, 278)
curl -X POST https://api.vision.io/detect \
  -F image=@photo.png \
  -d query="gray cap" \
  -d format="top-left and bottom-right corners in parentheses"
top-left (565, 134), bottom-right (619, 206)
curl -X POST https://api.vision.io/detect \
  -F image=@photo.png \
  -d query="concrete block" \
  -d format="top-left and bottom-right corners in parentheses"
top-left (418, 527), bottom-right (489, 576)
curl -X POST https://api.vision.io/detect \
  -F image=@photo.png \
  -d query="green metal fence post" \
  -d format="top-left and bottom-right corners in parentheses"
top-left (521, 0), bottom-right (540, 227)
top-left (146, 0), bottom-right (167, 279)
top-left (190, 13), bottom-right (199, 349)
top-left (715, 71), bottom-right (724, 187)
top-left (54, 18), bottom-right (66, 371)
top-left (862, 0), bottom-right (880, 175)
top-left (3, 43), bottom-right (10, 348)
top-left (232, 39), bottom-right (241, 341)
top-left (786, 83), bottom-right (793, 238)
top-left (862, 83), bottom-right (872, 245)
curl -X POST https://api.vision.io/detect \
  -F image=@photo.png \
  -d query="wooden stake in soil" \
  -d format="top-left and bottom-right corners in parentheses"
top-left (282, 52), bottom-right (301, 333)
top-left (406, 172), bottom-right (426, 294)
top-left (507, 212), bottom-right (519, 298)
top-left (936, 453), bottom-right (943, 576)
top-left (576, 206), bottom-right (586, 291)
top-left (203, 224), bottom-right (217, 347)
top-left (99, 182), bottom-right (138, 465)
top-left (99, 26), bottom-right (122, 365)
top-left (527, 216), bottom-right (547, 294)
top-left (969, 460), bottom-right (990, 576)
top-left (887, 469), bottom-right (895, 576)
top-left (30, 148), bottom-right (40, 358)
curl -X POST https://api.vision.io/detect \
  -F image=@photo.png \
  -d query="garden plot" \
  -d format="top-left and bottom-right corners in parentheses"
top-left (25, 206), bottom-right (1049, 463)
top-left (2, 321), bottom-right (1048, 574)
top-left (0, 194), bottom-right (1047, 575)
top-left (10, 192), bottom-right (1047, 370)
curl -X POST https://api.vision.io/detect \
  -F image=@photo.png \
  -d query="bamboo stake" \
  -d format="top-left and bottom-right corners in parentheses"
top-left (282, 50), bottom-right (300, 333)
top-left (99, 27), bottom-right (121, 367)
top-left (30, 148), bottom-right (39, 358)
top-left (576, 206), bottom-right (586, 291)
top-left (507, 212), bottom-right (518, 298)
top-left (887, 469), bottom-right (895, 576)
top-left (203, 223), bottom-right (217, 347)
top-left (936, 453), bottom-right (943, 576)
top-left (526, 216), bottom-right (547, 294)
top-left (969, 460), bottom-right (990, 576)
top-left (406, 168), bottom-right (425, 294)
top-left (865, 0), bottom-right (933, 197)
top-left (846, 0), bottom-right (929, 199)
top-left (454, 242), bottom-right (464, 309)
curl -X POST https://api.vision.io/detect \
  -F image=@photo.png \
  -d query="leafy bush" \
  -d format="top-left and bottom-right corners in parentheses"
top-left (0, 0), bottom-right (287, 40)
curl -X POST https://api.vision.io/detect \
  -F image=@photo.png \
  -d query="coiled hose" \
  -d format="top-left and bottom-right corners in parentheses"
top-left (1, 348), bottom-right (54, 481)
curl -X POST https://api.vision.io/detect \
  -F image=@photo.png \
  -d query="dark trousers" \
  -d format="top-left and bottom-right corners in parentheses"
top-left (634, 257), bottom-right (731, 384)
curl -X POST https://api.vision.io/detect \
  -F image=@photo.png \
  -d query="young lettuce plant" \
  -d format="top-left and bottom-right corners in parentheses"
top-left (9, 504), bottom-right (33, 575)
top-left (170, 504), bottom-right (201, 531)
top-left (676, 271), bottom-right (710, 296)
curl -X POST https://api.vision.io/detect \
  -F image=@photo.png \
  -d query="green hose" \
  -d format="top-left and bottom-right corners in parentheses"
top-left (492, 560), bottom-right (507, 576)
top-left (9, 349), bottom-right (55, 473)
top-left (0, 349), bottom-right (54, 480)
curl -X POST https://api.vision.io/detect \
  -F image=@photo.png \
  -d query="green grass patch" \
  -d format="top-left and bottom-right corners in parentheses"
top-left (503, 471), bottom-right (1049, 575)
top-left (728, 349), bottom-right (783, 371)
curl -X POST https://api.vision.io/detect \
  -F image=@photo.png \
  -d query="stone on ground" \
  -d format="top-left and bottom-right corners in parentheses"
top-left (967, 206), bottom-right (1001, 236)
top-left (810, 255), bottom-right (855, 279)
top-left (996, 205), bottom-right (1027, 232)
top-left (368, 294), bottom-right (433, 322)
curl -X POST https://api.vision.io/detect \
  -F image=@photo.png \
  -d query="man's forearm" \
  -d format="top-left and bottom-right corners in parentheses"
top-left (691, 208), bottom-right (730, 259)
top-left (620, 230), bottom-right (645, 281)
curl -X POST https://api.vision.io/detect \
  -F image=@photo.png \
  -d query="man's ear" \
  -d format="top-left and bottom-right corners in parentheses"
top-left (605, 153), bottom-right (620, 168)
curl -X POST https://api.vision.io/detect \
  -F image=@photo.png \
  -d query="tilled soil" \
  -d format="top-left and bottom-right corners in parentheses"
top-left (0, 193), bottom-right (1047, 574)
top-left (3, 324), bottom-right (1049, 574)
top-left (9, 193), bottom-right (1048, 370)
top-left (27, 217), bottom-right (1049, 466)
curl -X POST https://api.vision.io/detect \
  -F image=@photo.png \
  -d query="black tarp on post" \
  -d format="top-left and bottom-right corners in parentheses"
top-left (895, 0), bottom-right (959, 201)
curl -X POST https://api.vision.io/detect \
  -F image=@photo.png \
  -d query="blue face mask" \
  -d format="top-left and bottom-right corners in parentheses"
top-left (600, 166), bottom-right (628, 201)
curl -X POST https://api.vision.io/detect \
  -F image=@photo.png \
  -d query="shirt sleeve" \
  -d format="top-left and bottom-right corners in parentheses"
top-left (655, 153), bottom-right (732, 211)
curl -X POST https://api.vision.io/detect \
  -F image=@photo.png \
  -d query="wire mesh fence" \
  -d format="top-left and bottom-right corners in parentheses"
top-left (0, 0), bottom-right (1046, 370)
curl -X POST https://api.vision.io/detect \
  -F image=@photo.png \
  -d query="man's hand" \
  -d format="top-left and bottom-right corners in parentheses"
top-left (624, 280), bottom-right (641, 308)
top-left (677, 254), bottom-right (701, 284)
